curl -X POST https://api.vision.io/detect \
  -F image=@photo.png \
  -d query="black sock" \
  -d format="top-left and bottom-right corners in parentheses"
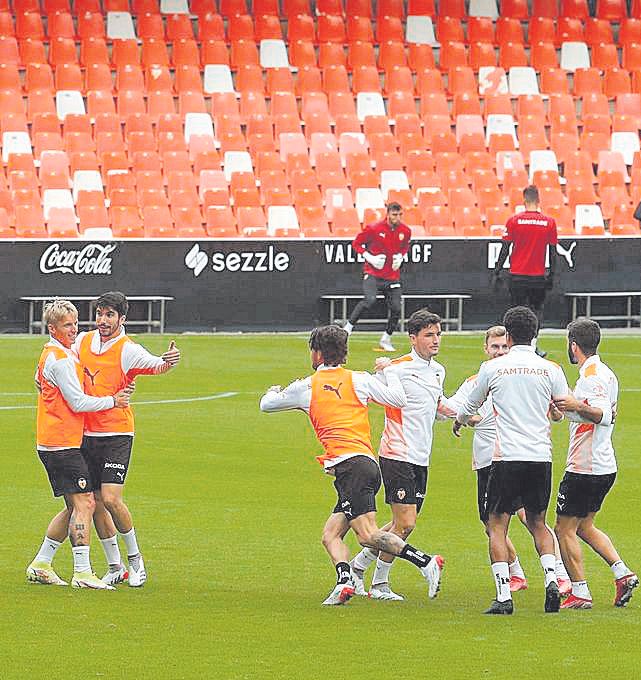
top-left (335, 562), bottom-right (351, 584)
top-left (399, 544), bottom-right (431, 569)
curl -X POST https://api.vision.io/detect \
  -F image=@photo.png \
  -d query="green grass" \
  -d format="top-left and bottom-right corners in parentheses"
top-left (2, 332), bottom-right (640, 679)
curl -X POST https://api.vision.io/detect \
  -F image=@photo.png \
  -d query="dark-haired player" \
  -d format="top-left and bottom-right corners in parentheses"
top-left (345, 203), bottom-right (411, 352)
top-left (554, 318), bottom-right (638, 609)
top-left (260, 325), bottom-right (444, 605)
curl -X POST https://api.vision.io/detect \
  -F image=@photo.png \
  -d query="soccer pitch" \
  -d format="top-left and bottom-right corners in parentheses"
top-left (2, 332), bottom-right (640, 679)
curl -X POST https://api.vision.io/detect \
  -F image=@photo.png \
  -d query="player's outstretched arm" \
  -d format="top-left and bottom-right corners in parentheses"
top-left (259, 378), bottom-right (310, 413)
top-left (366, 367), bottom-right (407, 408)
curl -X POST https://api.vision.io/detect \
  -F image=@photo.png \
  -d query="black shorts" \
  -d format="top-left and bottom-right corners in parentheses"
top-left (82, 435), bottom-right (133, 487)
top-left (380, 457), bottom-right (428, 513)
top-left (331, 455), bottom-right (381, 520)
top-left (486, 460), bottom-right (552, 516)
top-left (477, 465), bottom-right (491, 523)
top-left (556, 471), bottom-right (616, 518)
top-left (38, 448), bottom-right (94, 497)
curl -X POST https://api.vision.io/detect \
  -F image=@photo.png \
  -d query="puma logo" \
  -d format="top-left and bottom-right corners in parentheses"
top-left (556, 242), bottom-right (576, 269)
top-left (84, 367), bottom-right (100, 385)
top-left (323, 382), bottom-right (343, 399)
top-left (116, 471), bottom-right (125, 481)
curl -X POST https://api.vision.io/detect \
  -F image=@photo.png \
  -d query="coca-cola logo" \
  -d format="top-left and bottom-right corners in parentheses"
top-left (39, 243), bottom-right (116, 275)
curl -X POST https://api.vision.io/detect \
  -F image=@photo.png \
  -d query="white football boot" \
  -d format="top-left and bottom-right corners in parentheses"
top-left (379, 333), bottom-right (396, 352)
top-left (127, 555), bottom-right (147, 587)
top-left (321, 581), bottom-right (355, 606)
top-left (101, 563), bottom-right (128, 586)
top-left (421, 554), bottom-right (445, 599)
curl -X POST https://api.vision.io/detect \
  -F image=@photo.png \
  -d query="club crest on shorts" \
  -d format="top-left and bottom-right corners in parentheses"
top-left (77, 477), bottom-right (87, 490)
top-left (397, 488), bottom-right (406, 500)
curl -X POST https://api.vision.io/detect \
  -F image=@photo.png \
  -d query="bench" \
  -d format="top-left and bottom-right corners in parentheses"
top-left (21, 296), bottom-right (174, 334)
top-left (565, 292), bottom-right (641, 328)
top-left (321, 294), bottom-right (471, 331)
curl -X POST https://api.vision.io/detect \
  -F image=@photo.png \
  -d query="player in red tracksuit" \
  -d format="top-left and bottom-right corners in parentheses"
top-left (492, 185), bottom-right (558, 357)
top-left (344, 203), bottom-right (412, 352)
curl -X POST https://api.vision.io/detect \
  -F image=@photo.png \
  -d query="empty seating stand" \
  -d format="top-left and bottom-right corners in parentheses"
top-left (0, 1), bottom-right (637, 239)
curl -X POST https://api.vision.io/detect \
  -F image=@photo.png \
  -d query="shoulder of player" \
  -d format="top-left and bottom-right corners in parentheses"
top-left (390, 354), bottom-right (413, 366)
top-left (465, 372), bottom-right (479, 383)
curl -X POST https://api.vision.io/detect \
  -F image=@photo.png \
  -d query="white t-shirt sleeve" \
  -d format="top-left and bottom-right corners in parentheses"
top-left (457, 363), bottom-right (490, 424)
top-left (551, 364), bottom-right (570, 400)
top-left (583, 375), bottom-right (613, 426)
top-left (259, 378), bottom-right (311, 413)
top-left (47, 355), bottom-right (115, 413)
top-left (439, 380), bottom-right (471, 420)
top-left (356, 368), bottom-right (407, 408)
top-left (122, 342), bottom-right (169, 376)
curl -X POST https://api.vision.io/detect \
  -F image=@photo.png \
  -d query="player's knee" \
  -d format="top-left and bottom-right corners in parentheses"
top-left (73, 492), bottom-right (95, 516)
top-left (389, 300), bottom-right (402, 317)
top-left (101, 492), bottom-right (122, 513)
top-left (363, 295), bottom-right (377, 309)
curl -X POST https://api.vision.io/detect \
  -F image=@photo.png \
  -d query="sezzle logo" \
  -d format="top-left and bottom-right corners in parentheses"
top-left (40, 243), bottom-right (116, 275)
top-left (104, 462), bottom-right (126, 470)
top-left (184, 243), bottom-right (290, 277)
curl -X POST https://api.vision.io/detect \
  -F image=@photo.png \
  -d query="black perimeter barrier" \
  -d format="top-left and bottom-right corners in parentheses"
top-left (0, 238), bottom-right (639, 332)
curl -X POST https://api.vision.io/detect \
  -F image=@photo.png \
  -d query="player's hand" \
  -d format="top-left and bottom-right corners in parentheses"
top-left (35, 376), bottom-right (42, 394)
top-left (548, 401), bottom-right (564, 421)
top-left (124, 380), bottom-right (136, 395)
top-left (553, 393), bottom-right (580, 412)
top-left (452, 419), bottom-right (465, 437)
top-left (162, 340), bottom-right (181, 366)
top-left (363, 252), bottom-right (386, 269)
top-left (375, 357), bottom-right (392, 372)
top-left (391, 253), bottom-right (404, 271)
top-left (113, 388), bottom-right (131, 409)
top-left (468, 414), bottom-right (482, 427)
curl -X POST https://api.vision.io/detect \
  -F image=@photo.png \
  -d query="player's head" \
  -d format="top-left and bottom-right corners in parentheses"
top-left (44, 299), bottom-right (78, 348)
top-left (308, 325), bottom-right (348, 369)
top-left (484, 325), bottom-right (508, 359)
top-left (567, 317), bottom-right (600, 365)
top-left (95, 291), bottom-right (128, 340)
top-left (407, 308), bottom-right (442, 360)
top-left (503, 306), bottom-right (538, 345)
top-left (386, 202), bottom-right (403, 227)
top-left (523, 185), bottom-right (540, 209)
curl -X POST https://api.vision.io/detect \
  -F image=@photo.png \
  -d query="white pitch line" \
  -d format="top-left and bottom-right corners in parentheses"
top-left (0, 392), bottom-right (238, 411)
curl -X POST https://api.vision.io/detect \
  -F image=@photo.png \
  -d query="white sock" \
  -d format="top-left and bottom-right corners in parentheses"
top-left (381, 332), bottom-right (392, 343)
top-left (491, 561), bottom-right (511, 602)
top-left (344, 321), bottom-right (353, 334)
top-left (352, 547), bottom-right (377, 572)
top-left (35, 536), bottom-right (62, 565)
top-left (509, 556), bottom-right (526, 579)
top-left (72, 546), bottom-right (91, 574)
top-left (540, 553), bottom-right (557, 587)
top-left (371, 558), bottom-right (393, 586)
top-left (530, 337), bottom-right (538, 349)
top-left (556, 558), bottom-right (570, 581)
top-left (121, 528), bottom-right (140, 558)
top-left (100, 535), bottom-right (122, 567)
top-left (571, 580), bottom-right (591, 599)
top-left (611, 560), bottom-right (632, 579)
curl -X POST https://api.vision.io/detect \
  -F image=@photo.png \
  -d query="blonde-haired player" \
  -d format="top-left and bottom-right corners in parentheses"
top-left (27, 300), bottom-right (131, 589)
